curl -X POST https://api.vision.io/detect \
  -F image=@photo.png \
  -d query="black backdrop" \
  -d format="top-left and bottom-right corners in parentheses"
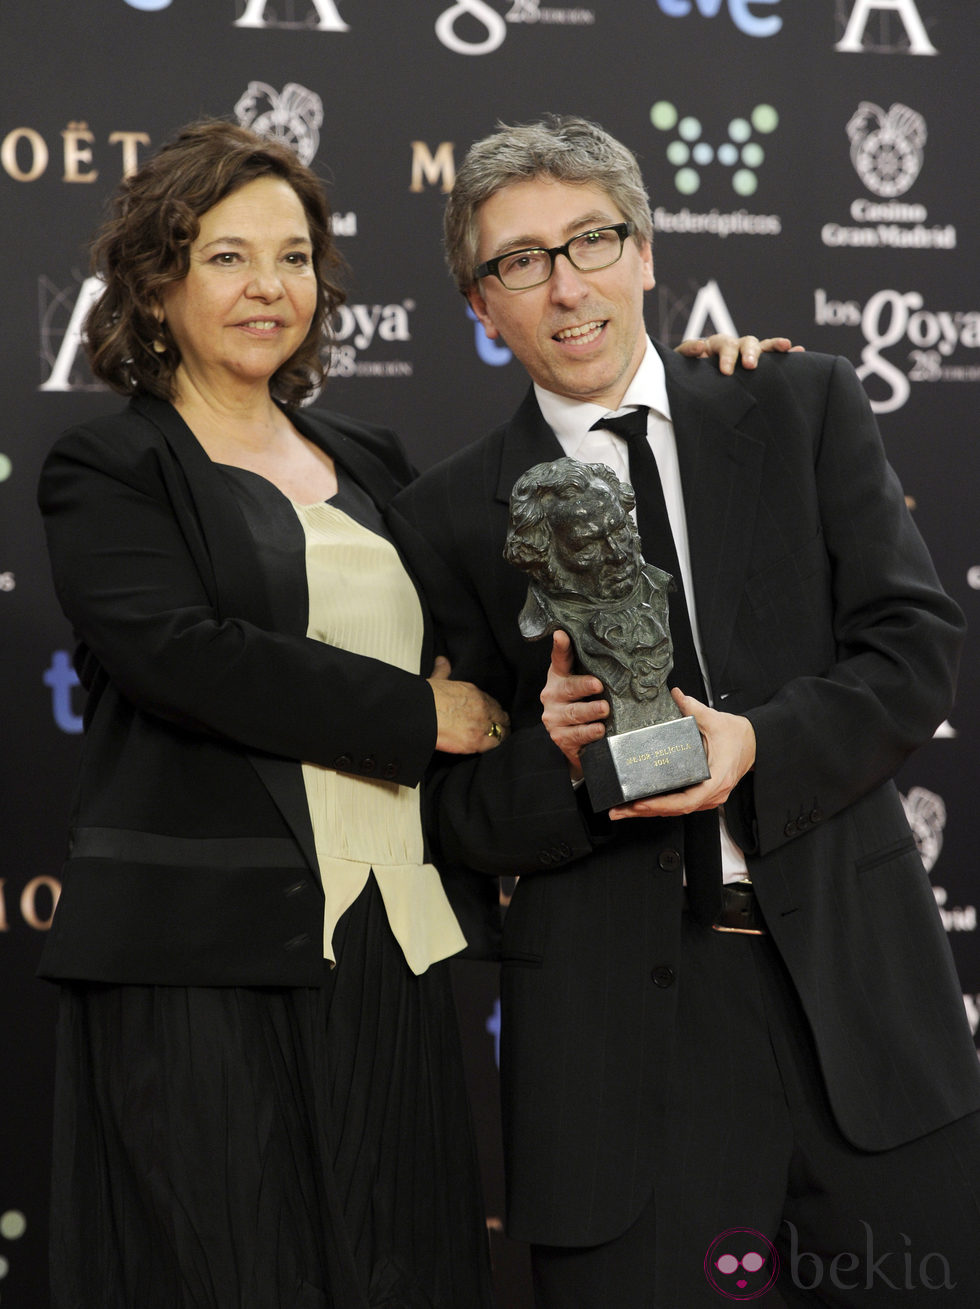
top-left (2, 2), bottom-right (979, 1303)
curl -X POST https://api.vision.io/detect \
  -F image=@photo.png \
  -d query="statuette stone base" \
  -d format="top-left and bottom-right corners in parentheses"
top-left (581, 714), bottom-right (709, 812)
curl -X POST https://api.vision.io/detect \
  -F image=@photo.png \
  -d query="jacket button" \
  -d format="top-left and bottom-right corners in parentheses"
top-left (809, 808), bottom-right (823, 824)
top-left (538, 849), bottom-right (557, 866)
top-left (651, 965), bottom-right (676, 988)
top-left (334, 754), bottom-right (353, 770)
top-left (784, 820), bottom-right (798, 837)
top-left (382, 762), bottom-right (398, 780)
top-left (360, 756), bottom-right (377, 774)
top-left (658, 849), bottom-right (681, 871)
top-left (558, 841), bottom-right (572, 858)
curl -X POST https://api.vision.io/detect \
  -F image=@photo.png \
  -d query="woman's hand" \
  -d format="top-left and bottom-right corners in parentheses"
top-left (428, 655), bottom-right (510, 754)
top-left (676, 333), bottom-right (803, 375)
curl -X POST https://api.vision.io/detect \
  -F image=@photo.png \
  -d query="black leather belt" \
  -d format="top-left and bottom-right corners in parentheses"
top-left (711, 878), bottom-right (767, 936)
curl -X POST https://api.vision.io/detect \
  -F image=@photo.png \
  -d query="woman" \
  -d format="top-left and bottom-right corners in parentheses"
top-left (38, 119), bottom-right (508, 1309)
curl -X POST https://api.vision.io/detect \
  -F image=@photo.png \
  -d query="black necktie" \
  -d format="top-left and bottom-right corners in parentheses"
top-left (589, 407), bottom-right (723, 923)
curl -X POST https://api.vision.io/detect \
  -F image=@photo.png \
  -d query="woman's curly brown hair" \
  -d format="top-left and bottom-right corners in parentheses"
top-left (84, 119), bottom-right (345, 406)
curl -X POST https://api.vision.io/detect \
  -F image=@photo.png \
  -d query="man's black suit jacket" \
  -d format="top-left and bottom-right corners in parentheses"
top-left (389, 346), bottom-right (980, 1247)
top-left (38, 393), bottom-right (438, 987)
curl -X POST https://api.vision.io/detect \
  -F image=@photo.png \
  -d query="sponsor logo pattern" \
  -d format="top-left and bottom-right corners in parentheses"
top-left (650, 103), bottom-right (781, 239)
top-left (834, 0), bottom-right (938, 56)
top-left (813, 288), bottom-right (980, 413)
top-left (234, 82), bottom-right (323, 165)
top-left (435, 0), bottom-right (595, 57)
top-left (0, 1212), bottom-right (28, 1305)
top-left (820, 102), bottom-right (956, 251)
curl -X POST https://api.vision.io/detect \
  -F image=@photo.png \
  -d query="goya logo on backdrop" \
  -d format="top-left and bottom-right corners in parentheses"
top-left (649, 103), bottom-right (781, 239)
top-left (834, 0), bottom-right (937, 55)
top-left (435, 0), bottom-right (595, 57)
top-left (813, 288), bottom-right (980, 413)
top-left (654, 0), bottom-right (781, 38)
top-left (327, 301), bottom-right (416, 380)
top-left (820, 102), bottom-right (956, 251)
top-left (233, 0), bottom-right (349, 30)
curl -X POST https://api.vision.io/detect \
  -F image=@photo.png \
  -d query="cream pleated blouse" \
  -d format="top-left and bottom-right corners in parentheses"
top-left (291, 498), bottom-right (466, 975)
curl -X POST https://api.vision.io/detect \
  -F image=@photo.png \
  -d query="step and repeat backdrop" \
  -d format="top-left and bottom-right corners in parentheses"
top-left (2, 1), bottom-right (978, 1303)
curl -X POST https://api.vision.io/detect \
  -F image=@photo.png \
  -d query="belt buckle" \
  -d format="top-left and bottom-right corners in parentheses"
top-left (711, 878), bottom-right (766, 936)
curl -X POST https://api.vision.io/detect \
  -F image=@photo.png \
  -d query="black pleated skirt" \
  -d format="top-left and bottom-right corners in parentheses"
top-left (49, 877), bottom-right (494, 1309)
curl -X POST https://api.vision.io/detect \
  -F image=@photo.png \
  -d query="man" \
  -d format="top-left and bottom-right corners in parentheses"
top-left (389, 116), bottom-right (980, 1306)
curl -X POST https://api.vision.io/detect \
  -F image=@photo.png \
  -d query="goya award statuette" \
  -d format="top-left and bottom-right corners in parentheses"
top-left (504, 457), bottom-right (709, 811)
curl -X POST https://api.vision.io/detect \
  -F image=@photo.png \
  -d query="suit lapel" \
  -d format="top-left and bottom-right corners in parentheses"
top-left (657, 345), bottom-right (769, 684)
top-left (494, 386), bottom-right (565, 505)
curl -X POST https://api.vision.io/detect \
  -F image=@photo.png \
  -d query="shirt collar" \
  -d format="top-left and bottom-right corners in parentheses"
top-left (533, 337), bottom-right (671, 448)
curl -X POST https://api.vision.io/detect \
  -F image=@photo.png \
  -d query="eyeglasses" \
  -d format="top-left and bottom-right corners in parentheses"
top-left (473, 221), bottom-right (635, 291)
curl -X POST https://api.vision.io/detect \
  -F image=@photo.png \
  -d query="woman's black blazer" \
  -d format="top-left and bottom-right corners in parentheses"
top-left (38, 393), bottom-right (439, 986)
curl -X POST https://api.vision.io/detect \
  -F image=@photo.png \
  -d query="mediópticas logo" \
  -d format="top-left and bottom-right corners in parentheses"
top-left (705, 1222), bottom-right (955, 1299)
top-left (649, 102), bottom-right (781, 240)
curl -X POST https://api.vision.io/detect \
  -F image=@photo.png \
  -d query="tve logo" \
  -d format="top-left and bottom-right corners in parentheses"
top-left (467, 305), bottom-right (512, 366)
top-left (654, 0), bottom-right (781, 38)
top-left (45, 651), bottom-right (83, 734)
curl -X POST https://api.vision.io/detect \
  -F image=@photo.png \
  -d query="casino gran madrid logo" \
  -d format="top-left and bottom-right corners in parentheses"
top-left (834, 0), bottom-right (938, 55)
top-left (648, 103), bottom-right (781, 240)
top-left (820, 102), bottom-right (956, 251)
top-left (902, 785), bottom-right (946, 873)
top-left (904, 785), bottom-right (980, 936)
top-left (235, 82), bottom-right (323, 166)
top-left (434, 0), bottom-right (594, 57)
top-left (848, 101), bottom-right (925, 198)
top-left (813, 287), bottom-right (980, 413)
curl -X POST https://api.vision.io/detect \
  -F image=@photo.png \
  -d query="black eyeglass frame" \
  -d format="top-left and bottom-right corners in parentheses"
top-left (472, 221), bottom-right (635, 290)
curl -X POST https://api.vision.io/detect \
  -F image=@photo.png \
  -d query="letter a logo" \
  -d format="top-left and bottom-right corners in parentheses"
top-left (835, 0), bottom-right (938, 55)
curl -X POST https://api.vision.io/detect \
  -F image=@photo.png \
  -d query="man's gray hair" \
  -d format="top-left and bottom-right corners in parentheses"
top-left (445, 115), bottom-right (654, 293)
